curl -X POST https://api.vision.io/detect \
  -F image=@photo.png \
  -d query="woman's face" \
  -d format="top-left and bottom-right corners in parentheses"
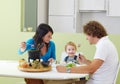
top-left (42, 31), bottom-right (52, 43)
top-left (66, 45), bottom-right (76, 57)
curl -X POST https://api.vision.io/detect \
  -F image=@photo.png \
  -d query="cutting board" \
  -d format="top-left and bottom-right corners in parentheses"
top-left (18, 65), bottom-right (52, 72)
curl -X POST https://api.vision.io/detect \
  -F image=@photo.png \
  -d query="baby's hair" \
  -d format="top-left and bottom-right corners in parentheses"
top-left (65, 41), bottom-right (77, 51)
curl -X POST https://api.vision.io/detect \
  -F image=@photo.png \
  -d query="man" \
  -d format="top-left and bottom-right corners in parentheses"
top-left (56, 21), bottom-right (119, 84)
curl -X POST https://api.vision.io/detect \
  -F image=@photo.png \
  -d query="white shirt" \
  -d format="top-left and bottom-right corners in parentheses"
top-left (86, 36), bottom-right (119, 84)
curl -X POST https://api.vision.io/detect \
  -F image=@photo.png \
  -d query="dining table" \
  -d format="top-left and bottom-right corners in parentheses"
top-left (0, 60), bottom-right (89, 84)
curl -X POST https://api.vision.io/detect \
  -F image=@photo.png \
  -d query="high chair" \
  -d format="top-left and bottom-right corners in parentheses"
top-left (60, 51), bottom-right (80, 62)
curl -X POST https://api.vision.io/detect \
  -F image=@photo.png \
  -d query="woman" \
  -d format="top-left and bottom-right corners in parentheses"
top-left (18, 23), bottom-right (56, 84)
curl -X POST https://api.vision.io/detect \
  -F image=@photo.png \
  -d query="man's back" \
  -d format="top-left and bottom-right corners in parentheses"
top-left (86, 36), bottom-right (119, 84)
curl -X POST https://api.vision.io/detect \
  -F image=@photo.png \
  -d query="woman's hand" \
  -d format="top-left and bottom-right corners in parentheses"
top-left (56, 65), bottom-right (66, 73)
top-left (48, 58), bottom-right (55, 63)
top-left (20, 42), bottom-right (26, 52)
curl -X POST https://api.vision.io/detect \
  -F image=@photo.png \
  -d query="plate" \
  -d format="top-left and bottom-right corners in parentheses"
top-left (18, 65), bottom-right (52, 72)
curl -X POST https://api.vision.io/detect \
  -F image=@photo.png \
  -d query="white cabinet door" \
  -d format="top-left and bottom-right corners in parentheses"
top-left (107, 0), bottom-right (120, 16)
top-left (49, 16), bottom-right (75, 33)
top-left (37, 0), bottom-right (48, 25)
top-left (79, 0), bottom-right (105, 11)
top-left (48, 0), bottom-right (81, 33)
top-left (49, 0), bottom-right (74, 15)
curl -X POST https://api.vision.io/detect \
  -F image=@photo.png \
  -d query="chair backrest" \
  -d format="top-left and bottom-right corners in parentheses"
top-left (113, 61), bottom-right (120, 84)
top-left (60, 51), bottom-right (80, 62)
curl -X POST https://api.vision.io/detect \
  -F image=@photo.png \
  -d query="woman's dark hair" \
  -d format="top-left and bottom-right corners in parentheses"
top-left (83, 21), bottom-right (107, 38)
top-left (33, 23), bottom-right (53, 48)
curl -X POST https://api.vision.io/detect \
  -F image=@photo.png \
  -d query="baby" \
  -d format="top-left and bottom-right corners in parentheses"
top-left (64, 41), bottom-right (79, 64)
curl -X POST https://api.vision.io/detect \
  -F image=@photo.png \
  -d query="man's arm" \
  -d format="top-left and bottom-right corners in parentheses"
top-left (56, 59), bottom-right (104, 74)
top-left (71, 59), bottom-right (104, 74)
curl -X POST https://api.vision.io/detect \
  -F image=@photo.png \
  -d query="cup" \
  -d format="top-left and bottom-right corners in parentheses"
top-left (27, 27), bottom-right (33, 32)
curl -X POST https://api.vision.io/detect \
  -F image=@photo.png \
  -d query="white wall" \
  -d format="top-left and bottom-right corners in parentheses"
top-left (80, 12), bottom-right (120, 34)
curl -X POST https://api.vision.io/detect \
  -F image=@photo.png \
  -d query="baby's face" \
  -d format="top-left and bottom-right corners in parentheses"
top-left (66, 45), bottom-right (76, 57)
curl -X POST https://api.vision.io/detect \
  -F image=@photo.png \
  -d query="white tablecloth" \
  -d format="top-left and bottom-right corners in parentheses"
top-left (0, 60), bottom-right (88, 80)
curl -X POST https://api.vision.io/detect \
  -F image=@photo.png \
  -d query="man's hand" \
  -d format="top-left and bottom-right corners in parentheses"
top-left (78, 54), bottom-right (88, 64)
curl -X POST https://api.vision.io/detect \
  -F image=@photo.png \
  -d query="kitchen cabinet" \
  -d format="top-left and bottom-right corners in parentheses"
top-left (21, 0), bottom-right (37, 32)
top-left (48, 0), bottom-right (81, 33)
top-left (49, 0), bottom-right (74, 15)
top-left (79, 0), bottom-right (105, 11)
top-left (49, 16), bottom-right (74, 32)
top-left (21, 0), bottom-right (48, 32)
top-left (107, 0), bottom-right (120, 16)
top-left (79, 0), bottom-right (120, 16)
top-left (37, 0), bottom-right (48, 26)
